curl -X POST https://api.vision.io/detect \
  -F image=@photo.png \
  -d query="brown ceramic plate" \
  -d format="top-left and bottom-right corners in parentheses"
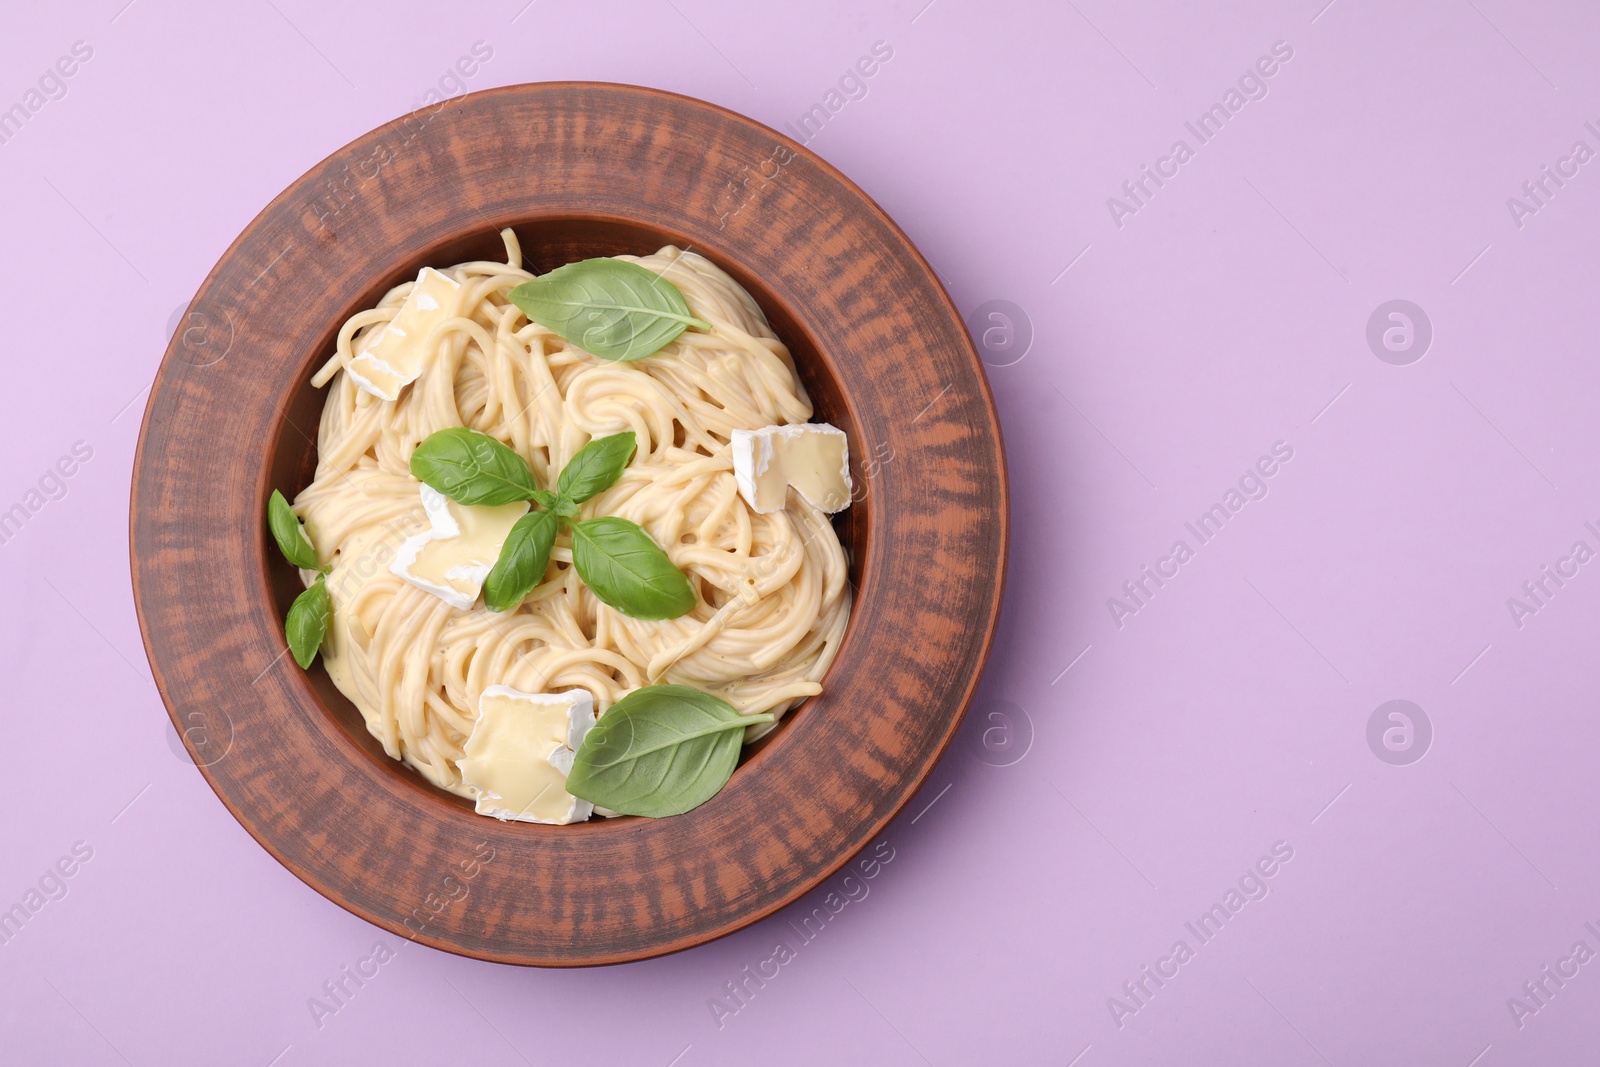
top-left (130, 82), bottom-right (1007, 966)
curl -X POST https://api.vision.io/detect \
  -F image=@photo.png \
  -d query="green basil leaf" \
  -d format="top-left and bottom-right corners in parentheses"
top-left (551, 496), bottom-right (579, 518)
top-left (569, 516), bottom-right (696, 620)
top-left (409, 428), bottom-right (539, 506)
top-left (529, 488), bottom-right (563, 510)
top-left (285, 574), bottom-right (331, 669)
top-left (507, 258), bottom-right (712, 361)
top-left (267, 489), bottom-right (320, 571)
top-left (483, 509), bottom-right (559, 613)
top-left (565, 685), bottom-right (775, 817)
top-left (557, 431), bottom-right (637, 504)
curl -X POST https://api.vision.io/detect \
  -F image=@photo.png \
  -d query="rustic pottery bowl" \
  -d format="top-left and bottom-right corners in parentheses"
top-left (131, 82), bottom-right (1007, 965)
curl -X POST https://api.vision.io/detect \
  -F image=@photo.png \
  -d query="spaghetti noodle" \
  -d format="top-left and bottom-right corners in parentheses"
top-left (292, 232), bottom-right (851, 798)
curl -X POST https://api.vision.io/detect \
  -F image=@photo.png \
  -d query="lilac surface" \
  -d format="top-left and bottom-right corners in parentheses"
top-left (2, 0), bottom-right (1598, 1064)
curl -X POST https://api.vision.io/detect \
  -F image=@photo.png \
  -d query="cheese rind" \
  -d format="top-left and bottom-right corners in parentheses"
top-left (731, 423), bottom-right (852, 514)
top-left (388, 485), bottom-right (528, 610)
top-left (346, 268), bottom-right (463, 401)
top-left (458, 686), bottom-right (596, 824)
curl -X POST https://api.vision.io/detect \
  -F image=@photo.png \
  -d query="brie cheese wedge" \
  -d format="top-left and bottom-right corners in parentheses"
top-left (731, 423), bottom-right (852, 514)
top-left (346, 267), bottom-right (463, 401)
top-left (458, 686), bottom-right (596, 824)
top-left (388, 484), bottom-right (528, 611)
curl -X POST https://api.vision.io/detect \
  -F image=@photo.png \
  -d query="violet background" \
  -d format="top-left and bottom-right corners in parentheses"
top-left (3, 1), bottom-right (1599, 1064)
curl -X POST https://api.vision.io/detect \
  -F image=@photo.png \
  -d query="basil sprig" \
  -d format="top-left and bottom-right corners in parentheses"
top-left (410, 428), bottom-right (696, 619)
top-left (285, 576), bottom-right (332, 669)
top-left (507, 258), bottom-right (711, 361)
top-left (408, 428), bottom-right (541, 506)
top-left (565, 685), bottom-right (774, 817)
top-left (266, 490), bottom-right (332, 668)
top-left (569, 517), bottom-right (695, 620)
top-left (557, 430), bottom-right (638, 503)
top-left (483, 509), bottom-right (558, 613)
top-left (268, 490), bottom-right (320, 571)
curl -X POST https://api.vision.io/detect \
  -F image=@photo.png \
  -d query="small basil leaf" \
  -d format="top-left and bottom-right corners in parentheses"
top-left (285, 574), bottom-right (332, 669)
top-left (507, 258), bottom-right (712, 361)
top-left (483, 509), bottom-right (559, 613)
top-left (551, 496), bottom-right (579, 518)
top-left (267, 489), bottom-right (320, 571)
top-left (409, 428), bottom-right (540, 506)
top-left (565, 685), bottom-right (775, 817)
top-left (529, 488), bottom-right (563, 510)
top-left (569, 516), bottom-right (696, 620)
top-left (557, 431), bottom-right (637, 504)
